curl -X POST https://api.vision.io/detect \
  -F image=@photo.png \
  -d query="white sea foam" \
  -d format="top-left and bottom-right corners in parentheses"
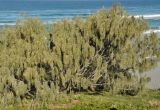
top-left (0, 23), bottom-right (15, 26)
top-left (134, 14), bottom-right (160, 19)
top-left (143, 29), bottom-right (160, 34)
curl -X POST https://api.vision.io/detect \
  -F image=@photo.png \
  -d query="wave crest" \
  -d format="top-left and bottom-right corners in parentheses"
top-left (134, 14), bottom-right (160, 19)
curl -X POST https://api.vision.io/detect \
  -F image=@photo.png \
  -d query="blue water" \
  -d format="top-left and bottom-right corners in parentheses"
top-left (0, 0), bottom-right (160, 30)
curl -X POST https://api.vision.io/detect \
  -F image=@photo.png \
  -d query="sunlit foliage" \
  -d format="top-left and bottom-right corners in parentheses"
top-left (0, 6), bottom-right (159, 109)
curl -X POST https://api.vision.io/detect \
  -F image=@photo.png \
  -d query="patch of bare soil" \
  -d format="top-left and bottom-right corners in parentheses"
top-left (48, 100), bottom-right (81, 109)
top-left (148, 99), bottom-right (160, 106)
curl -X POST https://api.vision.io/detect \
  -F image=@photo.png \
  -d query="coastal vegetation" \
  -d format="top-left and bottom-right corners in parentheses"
top-left (0, 6), bottom-right (159, 110)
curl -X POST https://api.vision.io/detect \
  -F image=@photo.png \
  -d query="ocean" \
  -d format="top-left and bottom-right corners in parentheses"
top-left (0, 0), bottom-right (160, 31)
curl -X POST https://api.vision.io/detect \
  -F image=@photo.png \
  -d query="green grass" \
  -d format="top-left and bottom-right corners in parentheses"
top-left (63, 93), bottom-right (150, 110)
top-left (10, 89), bottom-right (160, 110)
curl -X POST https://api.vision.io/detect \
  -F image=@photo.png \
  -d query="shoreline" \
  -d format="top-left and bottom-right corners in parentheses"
top-left (146, 62), bottom-right (160, 90)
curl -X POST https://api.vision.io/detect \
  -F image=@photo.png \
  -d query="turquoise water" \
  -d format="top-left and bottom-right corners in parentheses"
top-left (0, 0), bottom-right (160, 30)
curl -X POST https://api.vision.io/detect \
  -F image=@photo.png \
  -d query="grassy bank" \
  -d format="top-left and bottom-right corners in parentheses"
top-left (9, 89), bottom-right (160, 110)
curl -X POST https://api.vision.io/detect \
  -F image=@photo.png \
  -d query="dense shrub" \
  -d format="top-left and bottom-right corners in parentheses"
top-left (0, 6), bottom-right (159, 109)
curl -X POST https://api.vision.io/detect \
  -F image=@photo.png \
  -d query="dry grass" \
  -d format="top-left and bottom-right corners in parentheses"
top-left (48, 100), bottom-right (80, 110)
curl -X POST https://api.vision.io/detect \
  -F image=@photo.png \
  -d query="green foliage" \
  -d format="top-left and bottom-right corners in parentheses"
top-left (0, 5), bottom-right (159, 109)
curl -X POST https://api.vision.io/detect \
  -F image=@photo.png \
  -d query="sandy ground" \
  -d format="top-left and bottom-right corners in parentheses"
top-left (146, 63), bottom-right (160, 89)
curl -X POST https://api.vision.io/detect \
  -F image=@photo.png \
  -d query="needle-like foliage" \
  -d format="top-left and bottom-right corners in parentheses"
top-left (0, 5), bottom-right (159, 109)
